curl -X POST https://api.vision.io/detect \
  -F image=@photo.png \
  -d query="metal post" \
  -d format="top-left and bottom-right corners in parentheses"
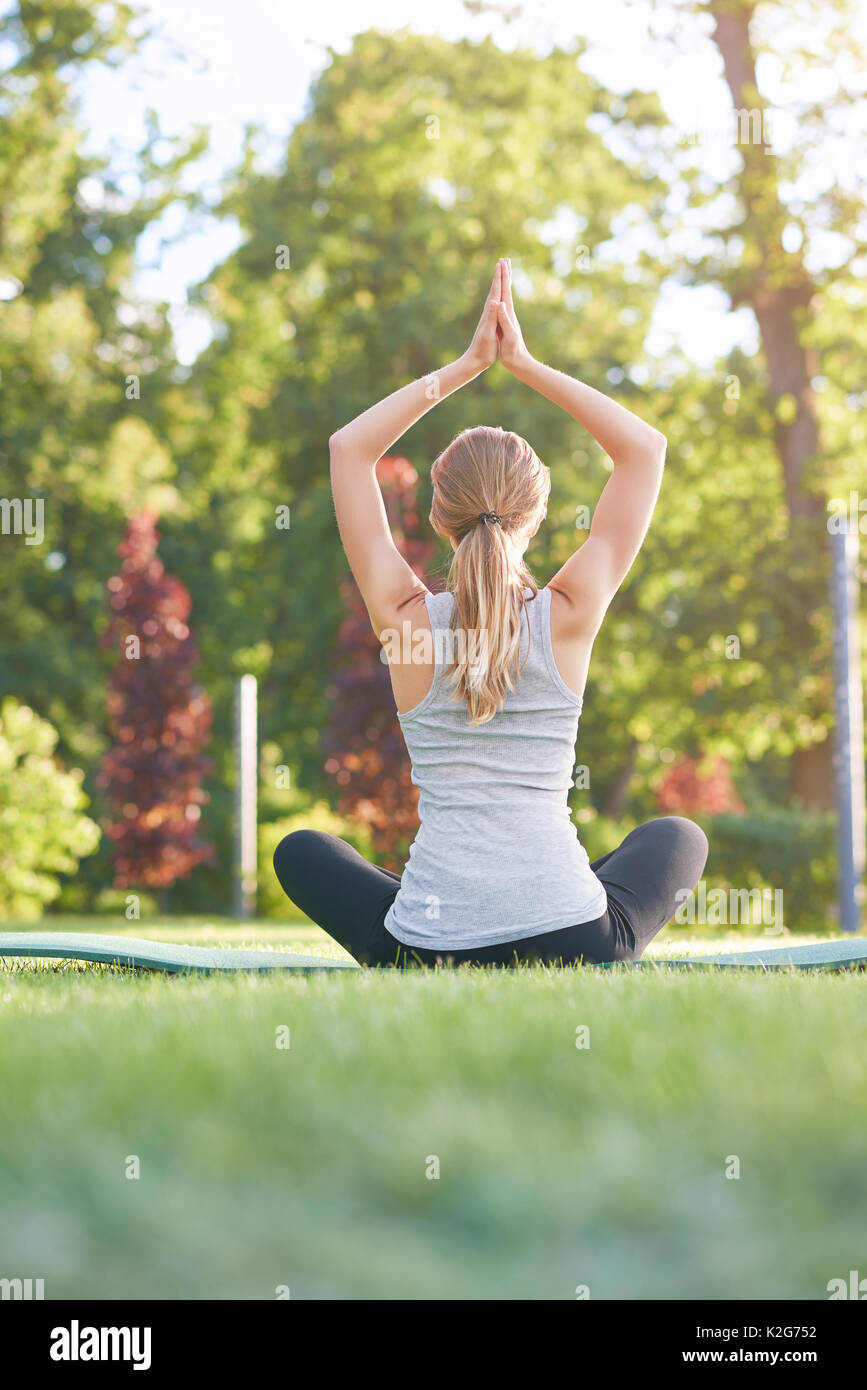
top-left (233, 674), bottom-right (258, 918)
top-left (830, 524), bottom-right (865, 932)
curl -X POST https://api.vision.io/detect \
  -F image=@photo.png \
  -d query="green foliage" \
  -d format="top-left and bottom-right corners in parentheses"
top-left (0, 698), bottom-right (100, 919)
top-left (0, 0), bottom-right (212, 906)
top-left (703, 809), bottom-right (837, 934)
top-left (178, 26), bottom-right (669, 829)
top-left (0, 14), bottom-right (861, 920)
top-left (572, 806), bottom-right (835, 932)
top-left (571, 810), bottom-right (636, 865)
top-left (259, 802), bottom-right (373, 919)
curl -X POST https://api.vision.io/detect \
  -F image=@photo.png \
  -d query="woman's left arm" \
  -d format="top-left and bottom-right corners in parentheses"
top-left (329, 260), bottom-right (505, 635)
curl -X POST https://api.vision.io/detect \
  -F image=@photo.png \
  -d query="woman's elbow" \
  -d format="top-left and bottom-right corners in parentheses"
top-left (648, 430), bottom-right (667, 463)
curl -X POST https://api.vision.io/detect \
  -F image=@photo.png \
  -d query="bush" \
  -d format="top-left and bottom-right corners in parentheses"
top-left (259, 800), bottom-right (374, 920)
top-left (98, 512), bottom-right (214, 889)
top-left (573, 805), bottom-right (837, 932)
top-left (572, 810), bottom-right (636, 865)
top-left (704, 809), bottom-right (837, 933)
top-left (0, 698), bottom-right (101, 920)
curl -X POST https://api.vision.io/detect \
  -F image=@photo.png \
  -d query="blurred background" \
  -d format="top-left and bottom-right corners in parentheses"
top-left (1, 0), bottom-right (865, 933)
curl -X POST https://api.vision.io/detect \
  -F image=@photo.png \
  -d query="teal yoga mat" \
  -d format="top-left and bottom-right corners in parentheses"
top-left (0, 932), bottom-right (865, 974)
top-left (653, 939), bottom-right (861, 973)
top-left (613, 938), bottom-right (867, 972)
top-left (0, 932), bottom-right (358, 973)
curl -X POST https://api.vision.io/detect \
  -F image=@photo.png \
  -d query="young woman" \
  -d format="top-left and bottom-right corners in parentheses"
top-left (274, 259), bottom-right (708, 967)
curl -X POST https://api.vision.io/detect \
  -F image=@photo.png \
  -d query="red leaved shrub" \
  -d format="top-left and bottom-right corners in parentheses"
top-left (98, 512), bottom-right (214, 888)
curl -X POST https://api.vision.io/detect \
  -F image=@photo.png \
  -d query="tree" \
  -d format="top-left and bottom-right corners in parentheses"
top-left (0, 697), bottom-right (100, 919)
top-left (699, 0), bottom-right (861, 808)
top-left (7, 13), bottom-right (857, 907)
top-left (183, 27), bottom-right (669, 820)
top-left (0, 0), bottom-right (207, 777)
top-left (98, 513), bottom-right (214, 890)
top-left (462, 1), bottom-right (865, 816)
top-left (190, 25), bottom-right (819, 832)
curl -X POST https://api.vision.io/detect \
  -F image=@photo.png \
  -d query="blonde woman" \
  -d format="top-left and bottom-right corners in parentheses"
top-left (274, 259), bottom-right (708, 966)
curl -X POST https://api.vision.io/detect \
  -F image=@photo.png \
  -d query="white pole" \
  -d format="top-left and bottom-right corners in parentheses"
top-left (234, 674), bottom-right (258, 918)
top-left (830, 526), bottom-right (865, 932)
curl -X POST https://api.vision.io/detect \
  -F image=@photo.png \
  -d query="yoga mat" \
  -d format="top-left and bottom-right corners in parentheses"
top-left (638, 938), bottom-right (867, 972)
top-left (0, 932), bottom-right (358, 973)
top-left (0, 933), bottom-right (865, 974)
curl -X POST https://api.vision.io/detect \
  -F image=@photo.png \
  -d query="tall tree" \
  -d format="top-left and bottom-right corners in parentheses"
top-left (0, 0), bottom-right (205, 763)
top-left (0, 1), bottom-right (211, 900)
top-left (701, 0), bottom-right (863, 807)
top-left (182, 27), bottom-right (670, 819)
top-left (464, 0), bottom-right (866, 813)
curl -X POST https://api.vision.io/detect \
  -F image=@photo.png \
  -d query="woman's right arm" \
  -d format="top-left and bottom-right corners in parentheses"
top-left (497, 264), bottom-right (666, 635)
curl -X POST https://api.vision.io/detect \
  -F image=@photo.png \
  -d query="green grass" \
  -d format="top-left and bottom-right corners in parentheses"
top-left (1, 915), bottom-right (865, 1300)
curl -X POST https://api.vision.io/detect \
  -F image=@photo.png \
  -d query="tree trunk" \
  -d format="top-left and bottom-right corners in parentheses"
top-left (708, 0), bottom-right (832, 807)
top-left (792, 741), bottom-right (835, 812)
top-left (603, 739), bottom-right (638, 818)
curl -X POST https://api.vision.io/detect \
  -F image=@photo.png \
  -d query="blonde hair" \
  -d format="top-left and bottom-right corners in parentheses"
top-left (430, 425), bottom-right (551, 726)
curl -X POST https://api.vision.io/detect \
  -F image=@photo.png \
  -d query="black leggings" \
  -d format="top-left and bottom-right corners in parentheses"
top-left (272, 816), bottom-right (709, 968)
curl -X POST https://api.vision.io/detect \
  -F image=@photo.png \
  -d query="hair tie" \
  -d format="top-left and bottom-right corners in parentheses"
top-left (477, 511), bottom-right (501, 526)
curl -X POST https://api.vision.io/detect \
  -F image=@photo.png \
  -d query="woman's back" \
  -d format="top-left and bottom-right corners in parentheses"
top-left (384, 586), bottom-right (607, 949)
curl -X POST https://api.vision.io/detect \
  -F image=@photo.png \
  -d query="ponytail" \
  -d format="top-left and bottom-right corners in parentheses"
top-left (430, 426), bottom-right (550, 726)
top-left (447, 519), bottom-right (537, 725)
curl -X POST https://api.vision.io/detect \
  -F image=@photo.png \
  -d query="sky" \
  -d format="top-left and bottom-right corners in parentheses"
top-left (26, 0), bottom-right (867, 365)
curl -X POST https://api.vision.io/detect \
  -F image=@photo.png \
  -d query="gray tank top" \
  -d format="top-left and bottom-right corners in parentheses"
top-left (384, 585), bottom-right (607, 950)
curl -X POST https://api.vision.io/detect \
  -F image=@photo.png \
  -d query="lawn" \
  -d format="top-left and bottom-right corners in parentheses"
top-left (0, 915), bottom-right (865, 1300)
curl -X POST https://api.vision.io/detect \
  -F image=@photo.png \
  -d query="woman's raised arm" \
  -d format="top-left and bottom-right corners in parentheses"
top-left (329, 260), bottom-right (506, 635)
top-left (496, 262), bottom-right (666, 636)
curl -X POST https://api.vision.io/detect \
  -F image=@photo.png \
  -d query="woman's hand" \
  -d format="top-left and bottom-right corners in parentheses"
top-left (496, 259), bottom-right (531, 374)
top-left (463, 259), bottom-right (505, 372)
